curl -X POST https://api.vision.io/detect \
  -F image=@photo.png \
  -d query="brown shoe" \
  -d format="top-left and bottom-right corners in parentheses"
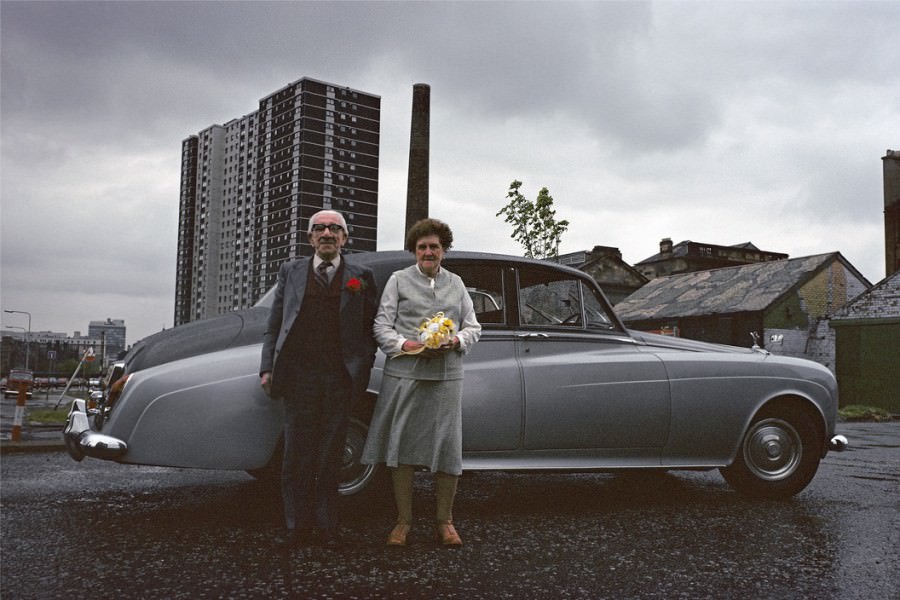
top-left (387, 522), bottom-right (411, 546)
top-left (435, 521), bottom-right (462, 546)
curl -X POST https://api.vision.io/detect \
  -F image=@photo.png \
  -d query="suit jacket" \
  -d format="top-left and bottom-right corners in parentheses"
top-left (260, 255), bottom-right (378, 400)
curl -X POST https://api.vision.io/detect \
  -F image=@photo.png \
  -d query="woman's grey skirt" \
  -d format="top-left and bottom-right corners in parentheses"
top-left (362, 375), bottom-right (463, 476)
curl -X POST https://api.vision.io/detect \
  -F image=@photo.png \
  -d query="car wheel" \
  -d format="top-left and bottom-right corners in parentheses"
top-left (338, 417), bottom-right (381, 496)
top-left (720, 405), bottom-right (821, 499)
top-left (247, 417), bottom-right (381, 497)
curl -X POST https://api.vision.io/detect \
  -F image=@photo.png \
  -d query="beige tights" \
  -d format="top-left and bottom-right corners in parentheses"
top-left (391, 465), bottom-right (459, 524)
top-left (391, 465), bottom-right (415, 524)
top-left (435, 470), bottom-right (459, 523)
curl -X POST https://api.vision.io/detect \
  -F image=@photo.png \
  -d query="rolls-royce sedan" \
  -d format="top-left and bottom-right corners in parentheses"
top-left (65, 251), bottom-right (847, 498)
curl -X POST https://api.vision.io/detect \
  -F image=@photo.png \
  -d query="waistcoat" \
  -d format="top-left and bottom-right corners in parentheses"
top-left (283, 262), bottom-right (344, 374)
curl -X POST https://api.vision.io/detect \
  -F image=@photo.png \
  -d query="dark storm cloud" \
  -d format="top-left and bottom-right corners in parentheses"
top-left (1, 1), bottom-right (704, 151)
top-left (5, 1), bottom-right (897, 147)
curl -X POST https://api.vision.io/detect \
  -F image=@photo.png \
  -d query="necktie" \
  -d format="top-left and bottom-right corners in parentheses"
top-left (316, 261), bottom-right (331, 288)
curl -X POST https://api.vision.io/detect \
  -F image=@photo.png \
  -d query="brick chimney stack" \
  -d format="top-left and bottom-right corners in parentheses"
top-left (884, 149), bottom-right (900, 277)
top-left (405, 83), bottom-right (430, 234)
top-left (660, 238), bottom-right (674, 258)
top-left (589, 246), bottom-right (622, 261)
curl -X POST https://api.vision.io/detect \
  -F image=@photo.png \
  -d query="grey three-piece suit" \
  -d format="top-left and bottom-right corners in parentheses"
top-left (260, 255), bottom-right (377, 532)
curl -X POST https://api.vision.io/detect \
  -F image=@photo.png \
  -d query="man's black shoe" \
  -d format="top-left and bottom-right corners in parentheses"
top-left (317, 529), bottom-right (342, 549)
top-left (274, 528), bottom-right (313, 549)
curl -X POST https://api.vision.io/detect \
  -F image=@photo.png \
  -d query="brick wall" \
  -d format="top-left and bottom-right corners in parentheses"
top-left (765, 320), bottom-right (836, 373)
top-left (763, 262), bottom-right (868, 371)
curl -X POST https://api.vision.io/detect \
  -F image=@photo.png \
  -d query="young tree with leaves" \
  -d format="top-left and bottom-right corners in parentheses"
top-left (496, 180), bottom-right (570, 259)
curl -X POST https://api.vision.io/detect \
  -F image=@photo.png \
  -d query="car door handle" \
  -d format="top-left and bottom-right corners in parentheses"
top-left (516, 332), bottom-right (549, 339)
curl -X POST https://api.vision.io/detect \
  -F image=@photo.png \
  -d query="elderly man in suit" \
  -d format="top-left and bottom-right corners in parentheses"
top-left (260, 209), bottom-right (378, 549)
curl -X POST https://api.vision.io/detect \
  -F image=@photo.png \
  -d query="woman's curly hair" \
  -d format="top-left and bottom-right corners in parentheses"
top-left (404, 218), bottom-right (454, 252)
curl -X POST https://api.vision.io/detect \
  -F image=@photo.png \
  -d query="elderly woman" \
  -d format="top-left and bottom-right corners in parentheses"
top-left (362, 218), bottom-right (481, 547)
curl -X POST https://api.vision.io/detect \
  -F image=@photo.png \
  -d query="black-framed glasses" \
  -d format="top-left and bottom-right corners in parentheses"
top-left (311, 223), bottom-right (345, 234)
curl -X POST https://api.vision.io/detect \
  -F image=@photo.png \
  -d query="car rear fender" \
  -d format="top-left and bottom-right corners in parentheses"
top-left (101, 345), bottom-right (282, 471)
top-left (121, 373), bottom-right (282, 470)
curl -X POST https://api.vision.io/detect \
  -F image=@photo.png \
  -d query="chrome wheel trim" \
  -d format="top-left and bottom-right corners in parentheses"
top-left (742, 417), bottom-right (803, 481)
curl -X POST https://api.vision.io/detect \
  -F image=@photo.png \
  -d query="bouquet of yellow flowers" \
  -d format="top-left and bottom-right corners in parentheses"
top-left (417, 312), bottom-right (457, 349)
top-left (396, 312), bottom-right (457, 357)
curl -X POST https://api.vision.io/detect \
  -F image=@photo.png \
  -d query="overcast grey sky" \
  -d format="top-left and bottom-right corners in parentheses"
top-left (2, 1), bottom-right (898, 346)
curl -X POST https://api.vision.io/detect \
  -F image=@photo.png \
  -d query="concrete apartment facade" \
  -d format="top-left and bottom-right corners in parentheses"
top-left (175, 77), bottom-right (380, 326)
top-left (87, 318), bottom-right (127, 360)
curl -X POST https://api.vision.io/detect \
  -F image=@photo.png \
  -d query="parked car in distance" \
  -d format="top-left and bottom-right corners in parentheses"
top-left (64, 251), bottom-right (848, 499)
top-left (4, 369), bottom-right (34, 399)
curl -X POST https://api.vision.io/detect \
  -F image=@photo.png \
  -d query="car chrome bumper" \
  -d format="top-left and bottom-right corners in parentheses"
top-left (63, 399), bottom-right (127, 461)
top-left (828, 434), bottom-right (849, 452)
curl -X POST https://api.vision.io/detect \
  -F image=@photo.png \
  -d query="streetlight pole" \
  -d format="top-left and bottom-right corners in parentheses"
top-left (4, 310), bottom-right (31, 370)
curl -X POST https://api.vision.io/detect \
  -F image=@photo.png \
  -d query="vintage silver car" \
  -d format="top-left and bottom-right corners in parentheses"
top-left (65, 251), bottom-right (847, 498)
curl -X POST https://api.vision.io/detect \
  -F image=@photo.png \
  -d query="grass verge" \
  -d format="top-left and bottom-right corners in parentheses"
top-left (27, 408), bottom-right (71, 424)
top-left (838, 404), bottom-right (894, 422)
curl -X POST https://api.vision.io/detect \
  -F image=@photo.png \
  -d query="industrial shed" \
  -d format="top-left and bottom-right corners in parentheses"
top-left (829, 270), bottom-right (900, 412)
top-left (614, 252), bottom-right (871, 369)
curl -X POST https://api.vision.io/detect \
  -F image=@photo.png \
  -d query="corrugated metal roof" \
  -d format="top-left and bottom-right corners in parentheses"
top-left (614, 253), bottom-right (838, 321)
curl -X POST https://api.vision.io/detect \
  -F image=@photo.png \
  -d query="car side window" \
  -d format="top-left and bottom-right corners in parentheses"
top-left (449, 264), bottom-right (506, 324)
top-left (518, 268), bottom-right (583, 327)
top-left (581, 281), bottom-right (616, 330)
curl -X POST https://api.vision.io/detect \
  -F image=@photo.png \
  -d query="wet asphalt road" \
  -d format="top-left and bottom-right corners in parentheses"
top-left (2, 422), bottom-right (897, 599)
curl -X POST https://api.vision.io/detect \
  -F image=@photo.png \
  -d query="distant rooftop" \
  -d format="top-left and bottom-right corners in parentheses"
top-left (615, 252), bottom-right (861, 322)
top-left (636, 239), bottom-right (785, 265)
top-left (832, 270), bottom-right (900, 322)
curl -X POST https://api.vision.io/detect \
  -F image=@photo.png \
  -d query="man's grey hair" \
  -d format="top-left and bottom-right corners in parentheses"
top-left (307, 209), bottom-right (348, 235)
